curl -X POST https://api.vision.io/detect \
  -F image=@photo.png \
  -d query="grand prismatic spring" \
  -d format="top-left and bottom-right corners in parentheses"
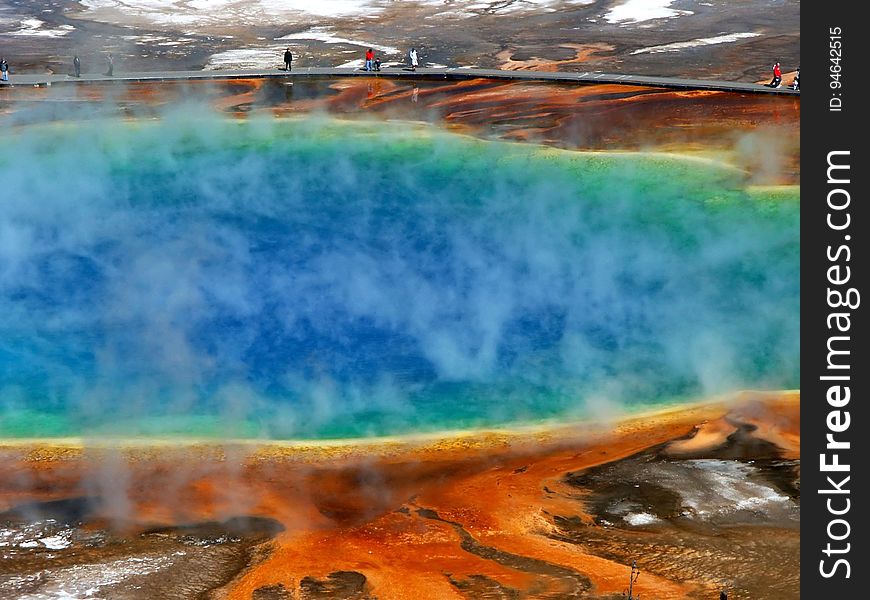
top-left (1, 75), bottom-right (800, 599)
top-left (0, 116), bottom-right (799, 439)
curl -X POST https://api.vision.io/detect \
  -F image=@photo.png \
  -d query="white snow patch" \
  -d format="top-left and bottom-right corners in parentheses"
top-left (605, 0), bottom-right (693, 24)
top-left (40, 533), bottom-right (72, 550)
top-left (79, 0), bottom-right (381, 28)
top-left (276, 27), bottom-right (400, 55)
top-left (1, 523), bottom-right (74, 550)
top-left (624, 512), bottom-right (661, 526)
top-left (632, 32), bottom-right (761, 54)
top-left (122, 34), bottom-right (197, 46)
top-left (484, 0), bottom-right (594, 14)
top-left (424, 0), bottom-right (593, 18)
top-left (9, 552), bottom-right (183, 600)
top-left (203, 46), bottom-right (289, 70)
top-left (679, 460), bottom-right (792, 517)
top-left (78, 0), bottom-right (600, 29)
top-left (429, 10), bottom-right (476, 19)
top-left (123, 34), bottom-right (166, 42)
top-left (2, 18), bottom-right (75, 37)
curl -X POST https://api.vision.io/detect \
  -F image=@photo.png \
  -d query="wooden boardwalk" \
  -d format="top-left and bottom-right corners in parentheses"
top-left (0, 66), bottom-right (799, 95)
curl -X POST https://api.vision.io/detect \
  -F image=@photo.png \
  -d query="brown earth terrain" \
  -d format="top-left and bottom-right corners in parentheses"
top-left (0, 1), bottom-right (799, 82)
top-left (0, 392), bottom-right (799, 599)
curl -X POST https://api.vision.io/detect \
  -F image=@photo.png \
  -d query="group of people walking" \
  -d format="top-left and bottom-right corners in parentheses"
top-left (1, 46), bottom-right (420, 83)
top-left (1, 48), bottom-right (797, 91)
top-left (279, 46), bottom-right (418, 73)
top-left (766, 61), bottom-right (799, 90)
top-left (0, 54), bottom-right (110, 82)
top-left (69, 54), bottom-right (113, 78)
top-left (364, 48), bottom-right (380, 71)
top-left (365, 47), bottom-right (417, 71)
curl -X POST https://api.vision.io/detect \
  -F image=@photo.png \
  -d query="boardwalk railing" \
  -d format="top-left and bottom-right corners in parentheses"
top-left (0, 66), bottom-right (799, 95)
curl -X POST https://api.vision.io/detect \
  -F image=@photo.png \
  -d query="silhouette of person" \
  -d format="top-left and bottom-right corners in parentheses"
top-left (0, 58), bottom-right (9, 82)
top-left (74, 55), bottom-right (81, 77)
top-left (105, 53), bottom-right (114, 77)
top-left (283, 47), bottom-right (292, 71)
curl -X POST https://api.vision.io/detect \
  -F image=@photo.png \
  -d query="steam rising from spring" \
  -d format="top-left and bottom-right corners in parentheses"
top-left (0, 115), bottom-right (799, 439)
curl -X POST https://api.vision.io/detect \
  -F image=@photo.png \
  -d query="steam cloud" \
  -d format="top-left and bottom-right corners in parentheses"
top-left (0, 112), bottom-right (800, 439)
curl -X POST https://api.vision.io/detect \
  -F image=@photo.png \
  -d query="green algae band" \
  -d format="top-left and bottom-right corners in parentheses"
top-left (0, 118), bottom-right (799, 439)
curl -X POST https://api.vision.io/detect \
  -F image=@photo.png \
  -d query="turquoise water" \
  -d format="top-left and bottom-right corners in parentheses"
top-left (0, 117), bottom-right (799, 439)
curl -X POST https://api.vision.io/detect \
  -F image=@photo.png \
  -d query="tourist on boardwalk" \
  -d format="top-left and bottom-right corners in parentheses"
top-left (105, 53), bottom-right (114, 77)
top-left (0, 58), bottom-right (8, 82)
top-left (283, 47), bottom-right (292, 71)
top-left (73, 55), bottom-right (81, 77)
top-left (409, 47), bottom-right (418, 71)
top-left (365, 48), bottom-right (374, 71)
top-left (766, 61), bottom-right (781, 87)
top-left (790, 66), bottom-right (799, 90)
top-left (374, 57), bottom-right (381, 71)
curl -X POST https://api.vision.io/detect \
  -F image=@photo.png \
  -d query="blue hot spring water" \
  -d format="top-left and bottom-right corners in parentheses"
top-left (0, 117), bottom-right (799, 439)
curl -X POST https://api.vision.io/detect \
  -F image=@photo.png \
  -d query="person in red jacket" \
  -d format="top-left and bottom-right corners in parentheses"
top-left (365, 48), bottom-right (374, 71)
top-left (767, 62), bottom-right (782, 87)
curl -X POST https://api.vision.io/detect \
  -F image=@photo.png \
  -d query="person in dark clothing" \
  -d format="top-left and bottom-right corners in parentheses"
top-left (73, 55), bottom-right (81, 77)
top-left (0, 58), bottom-right (8, 82)
top-left (790, 66), bottom-right (800, 90)
top-left (105, 53), bottom-right (114, 77)
top-left (283, 47), bottom-right (292, 71)
top-left (720, 591), bottom-right (727, 600)
top-left (374, 57), bottom-right (381, 71)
